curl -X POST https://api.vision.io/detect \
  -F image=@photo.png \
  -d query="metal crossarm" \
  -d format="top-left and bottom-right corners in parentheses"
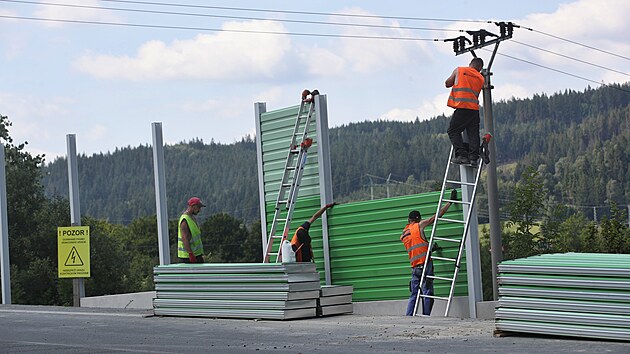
top-left (263, 91), bottom-right (318, 263)
top-left (413, 145), bottom-right (485, 316)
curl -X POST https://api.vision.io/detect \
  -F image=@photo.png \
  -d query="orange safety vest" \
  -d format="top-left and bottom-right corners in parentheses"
top-left (291, 226), bottom-right (313, 262)
top-left (400, 223), bottom-right (429, 268)
top-left (447, 67), bottom-right (484, 110)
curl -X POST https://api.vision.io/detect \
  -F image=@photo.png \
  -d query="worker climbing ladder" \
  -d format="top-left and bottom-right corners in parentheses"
top-left (413, 134), bottom-right (492, 316)
top-left (263, 90), bottom-right (319, 263)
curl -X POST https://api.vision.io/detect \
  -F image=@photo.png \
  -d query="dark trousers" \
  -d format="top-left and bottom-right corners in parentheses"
top-left (447, 108), bottom-right (480, 159)
top-left (406, 260), bottom-right (434, 316)
top-left (179, 255), bottom-right (204, 263)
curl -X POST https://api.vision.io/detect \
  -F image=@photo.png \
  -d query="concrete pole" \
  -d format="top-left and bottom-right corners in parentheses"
top-left (314, 94), bottom-right (334, 285)
top-left (0, 144), bottom-right (11, 304)
top-left (151, 123), bottom-right (170, 265)
top-left (460, 165), bottom-right (483, 317)
top-left (254, 102), bottom-right (268, 261)
top-left (481, 68), bottom-right (503, 301)
top-left (67, 134), bottom-right (85, 306)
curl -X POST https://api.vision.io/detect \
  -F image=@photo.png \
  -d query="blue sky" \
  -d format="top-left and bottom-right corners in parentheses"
top-left (1, 0), bottom-right (628, 161)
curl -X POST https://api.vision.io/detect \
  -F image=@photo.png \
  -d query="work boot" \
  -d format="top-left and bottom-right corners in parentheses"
top-left (451, 155), bottom-right (470, 165)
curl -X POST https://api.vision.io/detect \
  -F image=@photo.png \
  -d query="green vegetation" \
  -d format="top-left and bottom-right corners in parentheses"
top-left (2, 83), bottom-right (630, 305)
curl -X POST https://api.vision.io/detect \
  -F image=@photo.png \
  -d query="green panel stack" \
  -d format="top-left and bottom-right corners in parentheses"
top-left (327, 192), bottom-right (467, 302)
top-left (496, 253), bottom-right (630, 341)
top-left (153, 263), bottom-right (321, 320)
top-left (259, 105), bottom-right (320, 204)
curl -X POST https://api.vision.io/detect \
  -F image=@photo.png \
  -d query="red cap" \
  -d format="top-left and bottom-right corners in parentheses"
top-left (187, 197), bottom-right (206, 207)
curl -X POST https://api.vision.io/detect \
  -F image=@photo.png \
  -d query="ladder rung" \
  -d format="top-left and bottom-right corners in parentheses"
top-left (442, 198), bottom-right (471, 205)
top-left (427, 275), bottom-right (454, 282)
top-left (431, 256), bottom-right (457, 262)
top-left (420, 294), bottom-right (449, 300)
top-left (270, 235), bottom-right (284, 239)
top-left (438, 217), bottom-right (466, 224)
top-left (286, 166), bottom-right (296, 171)
top-left (281, 183), bottom-right (292, 188)
top-left (278, 200), bottom-right (289, 204)
top-left (290, 149), bottom-right (300, 153)
top-left (433, 236), bottom-right (461, 243)
top-left (446, 179), bottom-right (476, 186)
top-left (275, 218), bottom-right (287, 223)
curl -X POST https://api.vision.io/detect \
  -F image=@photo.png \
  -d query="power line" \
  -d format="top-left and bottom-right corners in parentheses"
top-left (99, 0), bottom-right (491, 24)
top-left (0, 14), bottom-right (440, 41)
top-left (487, 49), bottom-right (630, 94)
top-left (3, 5), bottom-right (629, 93)
top-left (1, 0), bottom-right (463, 33)
top-left (521, 26), bottom-right (630, 62)
top-left (512, 40), bottom-right (630, 78)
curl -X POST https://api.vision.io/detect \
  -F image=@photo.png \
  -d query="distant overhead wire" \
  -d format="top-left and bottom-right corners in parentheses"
top-left (2, 0), bottom-right (629, 90)
top-left (0, 14), bottom-right (441, 41)
top-left (485, 49), bottom-right (630, 94)
top-left (511, 40), bottom-right (630, 78)
top-left (519, 25), bottom-right (630, 62)
top-left (99, 0), bottom-right (491, 23)
top-left (0, 0), bottom-right (464, 33)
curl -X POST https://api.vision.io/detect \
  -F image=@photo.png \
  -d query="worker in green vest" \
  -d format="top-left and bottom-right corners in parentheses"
top-left (178, 197), bottom-right (206, 263)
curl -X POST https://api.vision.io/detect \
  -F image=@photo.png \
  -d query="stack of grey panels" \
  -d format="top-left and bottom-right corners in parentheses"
top-left (495, 253), bottom-right (630, 341)
top-left (153, 262), bottom-right (321, 320)
top-left (317, 285), bottom-right (353, 316)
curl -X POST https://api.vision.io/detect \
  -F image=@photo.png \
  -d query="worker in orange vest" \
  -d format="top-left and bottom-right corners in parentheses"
top-left (445, 57), bottom-right (485, 165)
top-left (401, 189), bottom-right (456, 316)
top-left (291, 203), bottom-right (336, 262)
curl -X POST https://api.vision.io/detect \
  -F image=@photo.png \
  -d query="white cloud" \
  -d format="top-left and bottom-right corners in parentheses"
top-left (0, 92), bottom-right (72, 119)
top-left (85, 124), bottom-right (108, 141)
top-left (333, 8), bottom-right (432, 74)
top-left (506, 0), bottom-right (630, 84)
top-left (381, 92), bottom-right (451, 122)
top-left (33, 0), bottom-right (122, 27)
top-left (299, 46), bottom-right (346, 77)
top-left (73, 20), bottom-right (292, 81)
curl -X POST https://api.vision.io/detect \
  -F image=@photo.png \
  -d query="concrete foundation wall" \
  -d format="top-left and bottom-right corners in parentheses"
top-left (81, 291), bottom-right (155, 310)
top-left (81, 291), bottom-right (496, 320)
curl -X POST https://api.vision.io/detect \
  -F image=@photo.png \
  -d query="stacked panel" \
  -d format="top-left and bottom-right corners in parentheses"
top-left (317, 285), bottom-right (354, 316)
top-left (496, 253), bottom-right (630, 341)
top-left (153, 263), bottom-right (321, 320)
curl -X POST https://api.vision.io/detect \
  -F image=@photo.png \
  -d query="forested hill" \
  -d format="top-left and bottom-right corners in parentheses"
top-left (42, 83), bottom-right (630, 224)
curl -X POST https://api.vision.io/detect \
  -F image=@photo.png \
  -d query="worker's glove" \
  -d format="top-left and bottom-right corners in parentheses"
top-left (450, 189), bottom-right (458, 201)
top-left (325, 202), bottom-right (338, 209)
top-left (432, 242), bottom-right (442, 252)
top-left (188, 252), bottom-right (197, 263)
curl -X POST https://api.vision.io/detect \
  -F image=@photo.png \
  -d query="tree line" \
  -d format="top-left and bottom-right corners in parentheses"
top-left (41, 83), bottom-right (630, 225)
top-left (2, 82), bottom-right (629, 304)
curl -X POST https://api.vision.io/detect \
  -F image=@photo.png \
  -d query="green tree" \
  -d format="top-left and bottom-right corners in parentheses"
top-left (599, 203), bottom-right (630, 253)
top-left (201, 213), bottom-right (258, 263)
top-left (504, 166), bottom-right (545, 259)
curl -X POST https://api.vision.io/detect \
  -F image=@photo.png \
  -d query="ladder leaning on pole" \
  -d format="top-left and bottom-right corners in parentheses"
top-left (263, 89), bottom-right (319, 263)
top-left (413, 134), bottom-right (491, 316)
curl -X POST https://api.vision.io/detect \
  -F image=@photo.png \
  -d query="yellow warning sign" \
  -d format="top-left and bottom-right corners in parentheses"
top-left (58, 226), bottom-right (90, 278)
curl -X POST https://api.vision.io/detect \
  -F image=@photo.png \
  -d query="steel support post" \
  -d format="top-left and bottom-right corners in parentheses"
top-left (152, 123), bottom-right (170, 265)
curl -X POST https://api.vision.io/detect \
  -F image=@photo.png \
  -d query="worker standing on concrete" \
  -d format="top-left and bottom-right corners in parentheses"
top-left (401, 190), bottom-right (456, 316)
top-left (291, 203), bottom-right (336, 262)
top-left (445, 57), bottom-right (485, 165)
top-left (178, 197), bottom-right (206, 263)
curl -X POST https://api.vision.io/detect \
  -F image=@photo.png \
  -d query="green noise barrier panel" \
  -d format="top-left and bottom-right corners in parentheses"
top-left (496, 253), bottom-right (630, 341)
top-left (266, 192), bottom-right (468, 302)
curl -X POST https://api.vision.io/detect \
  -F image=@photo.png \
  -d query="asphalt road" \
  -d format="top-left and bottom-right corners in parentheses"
top-left (0, 305), bottom-right (627, 353)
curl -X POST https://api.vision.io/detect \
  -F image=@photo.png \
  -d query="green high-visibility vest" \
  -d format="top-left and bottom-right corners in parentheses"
top-left (178, 214), bottom-right (204, 258)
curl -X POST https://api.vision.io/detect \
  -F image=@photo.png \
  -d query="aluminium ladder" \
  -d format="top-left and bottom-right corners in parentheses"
top-left (263, 90), bottom-right (318, 263)
top-left (412, 144), bottom-right (486, 316)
